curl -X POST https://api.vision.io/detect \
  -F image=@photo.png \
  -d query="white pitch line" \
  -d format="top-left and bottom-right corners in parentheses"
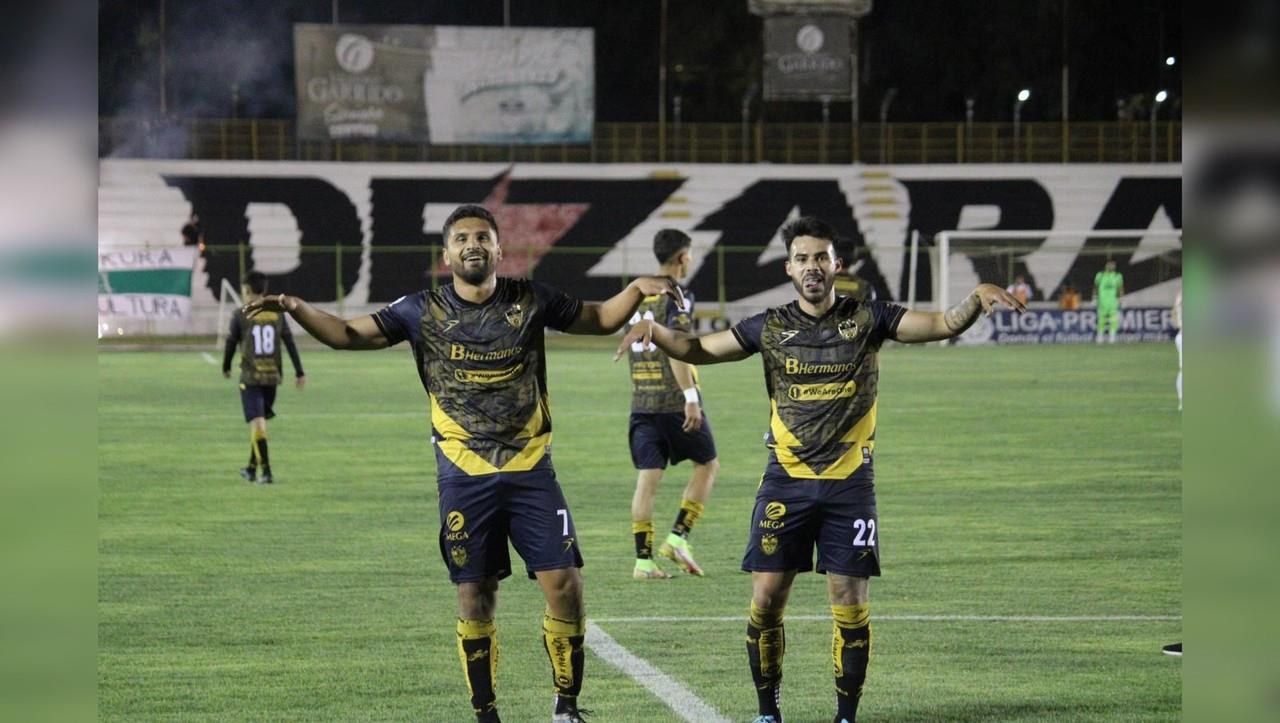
top-left (586, 621), bottom-right (731, 723)
top-left (200, 352), bottom-right (218, 365)
top-left (593, 614), bottom-right (1181, 623)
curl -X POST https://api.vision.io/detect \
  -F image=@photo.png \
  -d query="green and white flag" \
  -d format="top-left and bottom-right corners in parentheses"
top-left (97, 247), bottom-right (197, 320)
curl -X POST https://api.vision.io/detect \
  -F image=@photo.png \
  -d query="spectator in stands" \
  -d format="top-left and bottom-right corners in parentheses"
top-left (1007, 275), bottom-right (1032, 305)
top-left (181, 212), bottom-right (205, 253)
top-left (1059, 283), bottom-right (1081, 310)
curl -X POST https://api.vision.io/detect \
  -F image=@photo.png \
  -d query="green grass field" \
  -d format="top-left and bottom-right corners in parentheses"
top-left (99, 339), bottom-right (1181, 722)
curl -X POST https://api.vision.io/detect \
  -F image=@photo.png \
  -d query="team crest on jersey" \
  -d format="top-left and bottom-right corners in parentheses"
top-left (450, 545), bottom-right (469, 568)
top-left (504, 303), bottom-right (525, 328)
top-left (837, 318), bottom-right (861, 341)
top-left (761, 534), bottom-right (778, 555)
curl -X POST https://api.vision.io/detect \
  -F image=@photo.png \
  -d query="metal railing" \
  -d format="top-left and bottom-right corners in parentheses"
top-left (100, 117), bottom-right (1181, 165)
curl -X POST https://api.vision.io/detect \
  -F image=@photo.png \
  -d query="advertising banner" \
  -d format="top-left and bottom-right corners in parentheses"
top-left (295, 23), bottom-right (594, 144)
top-left (763, 15), bottom-right (851, 100)
top-left (957, 308), bottom-right (1178, 345)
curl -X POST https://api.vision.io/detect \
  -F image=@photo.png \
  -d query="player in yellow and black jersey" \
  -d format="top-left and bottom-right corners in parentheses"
top-left (616, 216), bottom-right (1026, 723)
top-left (624, 230), bottom-right (719, 580)
top-left (244, 205), bottom-right (683, 723)
top-left (222, 271), bottom-right (305, 484)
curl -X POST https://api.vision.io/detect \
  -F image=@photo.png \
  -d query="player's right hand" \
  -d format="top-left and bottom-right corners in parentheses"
top-left (681, 402), bottom-right (703, 432)
top-left (243, 293), bottom-right (298, 318)
top-left (613, 319), bottom-right (654, 361)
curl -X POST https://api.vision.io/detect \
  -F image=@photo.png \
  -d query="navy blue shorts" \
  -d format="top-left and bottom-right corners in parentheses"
top-left (741, 466), bottom-right (880, 577)
top-left (628, 411), bottom-right (718, 470)
top-left (239, 384), bottom-right (277, 422)
top-left (437, 462), bottom-right (584, 584)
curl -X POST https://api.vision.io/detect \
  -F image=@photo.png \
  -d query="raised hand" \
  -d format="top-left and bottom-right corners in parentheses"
top-left (975, 283), bottom-right (1027, 315)
top-left (631, 276), bottom-right (686, 310)
top-left (243, 293), bottom-right (298, 318)
top-left (613, 319), bottom-right (654, 362)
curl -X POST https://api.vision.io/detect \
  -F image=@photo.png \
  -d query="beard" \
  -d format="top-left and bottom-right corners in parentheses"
top-left (792, 270), bottom-right (834, 303)
top-left (454, 252), bottom-right (495, 284)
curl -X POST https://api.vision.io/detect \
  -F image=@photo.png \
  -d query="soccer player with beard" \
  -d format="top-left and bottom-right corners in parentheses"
top-left (615, 216), bottom-right (1025, 723)
top-left (245, 205), bottom-right (683, 723)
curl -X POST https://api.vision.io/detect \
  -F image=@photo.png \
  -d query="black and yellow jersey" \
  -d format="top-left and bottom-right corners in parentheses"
top-left (223, 308), bottom-right (303, 386)
top-left (372, 278), bottom-right (583, 478)
top-left (731, 296), bottom-right (906, 480)
top-left (625, 287), bottom-right (697, 413)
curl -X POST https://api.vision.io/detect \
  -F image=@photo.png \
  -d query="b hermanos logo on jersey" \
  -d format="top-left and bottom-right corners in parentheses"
top-left (449, 344), bottom-right (523, 362)
top-left (784, 357), bottom-right (858, 375)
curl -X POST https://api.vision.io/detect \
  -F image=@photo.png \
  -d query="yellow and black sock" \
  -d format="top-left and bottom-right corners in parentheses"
top-left (250, 429), bottom-right (269, 469)
top-left (671, 498), bottom-right (704, 539)
top-left (542, 612), bottom-right (585, 713)
top-left (632, 521), bottom-right (654, 559)
top-left (746, 602), bottom-right (785, 719)
top-left (456, 618), bottom-right (499, 719)
top-left (832, 603), bottom-right (871, 721)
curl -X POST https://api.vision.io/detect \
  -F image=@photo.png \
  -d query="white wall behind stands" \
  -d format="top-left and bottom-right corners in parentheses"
top-left (99, 160), bottom-right (1181, 336)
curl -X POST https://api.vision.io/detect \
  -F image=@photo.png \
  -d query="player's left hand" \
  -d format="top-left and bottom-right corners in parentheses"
top-left (243, 293), bottom-right (298, 318)
top-left (975, 283), bottom-right (1027, 315)
top-left (613, 319), bottom-right (654, 362)
top-left (296, 375), bottom-right (306, 389)
top-left (681, 402), bottom-right (703, 432)
top-left (630, 276), bottom-right (686, 310)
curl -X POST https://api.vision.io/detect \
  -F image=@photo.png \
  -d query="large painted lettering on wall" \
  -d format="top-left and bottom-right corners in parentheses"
top-left (100, 161), bottom-right (1182, 326)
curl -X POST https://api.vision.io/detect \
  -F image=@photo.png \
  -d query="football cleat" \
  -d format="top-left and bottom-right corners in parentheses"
top-left (752, 716), bottom-right (782, 723)
top-left (633, 559), bottom-right (672, 580)
top-left (658, 534), bottom-right (704, 576)
top-left (1162, 642), bottom-right (1182, 656)
top-left (551, 703), bottom-right (591, 722)
top-left (239, 466), bottom-right (256, 483)
top-left (259, 468), bottom-right (273, 485)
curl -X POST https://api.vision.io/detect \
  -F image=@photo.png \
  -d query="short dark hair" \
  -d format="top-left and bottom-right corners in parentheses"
top-left (443, 204), bottom-right (499, 241)
top-left (781, 216), bottom-right (838, 252)
top-left (653, 229), bottom-right (692, 264)
top-left (243, 271), bottom-right (268, 295)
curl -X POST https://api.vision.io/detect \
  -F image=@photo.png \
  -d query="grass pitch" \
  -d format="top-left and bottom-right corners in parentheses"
top-left (99, 339), bottom-right (1181, 722)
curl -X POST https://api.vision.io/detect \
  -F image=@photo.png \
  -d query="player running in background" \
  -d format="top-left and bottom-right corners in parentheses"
top-left (624, 229), bottom-right (720, 580)
top-left (1093, 259), bottom-right (1125, 343)
top-left (244, 205), bottom-right (682, 723)
top-left (222, 271), bottom-right (305, 484)
top-left (616, 216), bottom-right (1024, 723)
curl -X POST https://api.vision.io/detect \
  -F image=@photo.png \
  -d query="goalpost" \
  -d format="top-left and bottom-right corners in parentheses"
top-left (215, 278), bottom-right (243, 351)
top-left (931, 229), bottom-right (1183, 315)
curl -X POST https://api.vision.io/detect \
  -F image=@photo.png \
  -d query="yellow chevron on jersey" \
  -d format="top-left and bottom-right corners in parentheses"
top-left (430, 392), bottom-right (551, 475)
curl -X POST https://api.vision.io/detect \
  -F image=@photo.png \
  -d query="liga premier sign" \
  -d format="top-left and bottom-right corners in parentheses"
top-left (294, 23), bottom-right (594, 144)
top-left (763, 15), bottom-right (851, 100)
top-left (957, 308), bottom-right (1178, 345)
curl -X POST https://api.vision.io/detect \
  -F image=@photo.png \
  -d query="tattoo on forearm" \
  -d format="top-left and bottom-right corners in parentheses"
top-left (943, 293), bottom-right (982, 333)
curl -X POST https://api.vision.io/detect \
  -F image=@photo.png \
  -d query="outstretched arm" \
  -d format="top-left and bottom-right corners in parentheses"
top-left (244, 294), bottom-right (388, 350)
top-left (614, 321), bottom-right (752, 365)
top-left (893, 283), bottom-right (1026, 343)
top-left (566, 276), bottom-right (686, 335)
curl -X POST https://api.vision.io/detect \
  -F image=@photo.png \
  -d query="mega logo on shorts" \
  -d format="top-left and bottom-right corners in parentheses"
top-left (445, 510), bottom-right (469, 541)
top-left (759, 501), bottom-right (787, 530)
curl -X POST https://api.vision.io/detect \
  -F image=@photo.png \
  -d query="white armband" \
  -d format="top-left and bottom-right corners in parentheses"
top-left (683, 387), bottom-right (699, 404)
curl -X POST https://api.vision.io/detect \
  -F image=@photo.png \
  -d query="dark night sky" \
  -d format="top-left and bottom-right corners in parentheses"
top-left (98, 0), bottom-right (1181, 123)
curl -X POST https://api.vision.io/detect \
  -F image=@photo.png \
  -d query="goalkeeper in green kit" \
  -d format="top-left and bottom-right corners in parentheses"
top-left (1093, 259), bottom-right (1125, 344)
